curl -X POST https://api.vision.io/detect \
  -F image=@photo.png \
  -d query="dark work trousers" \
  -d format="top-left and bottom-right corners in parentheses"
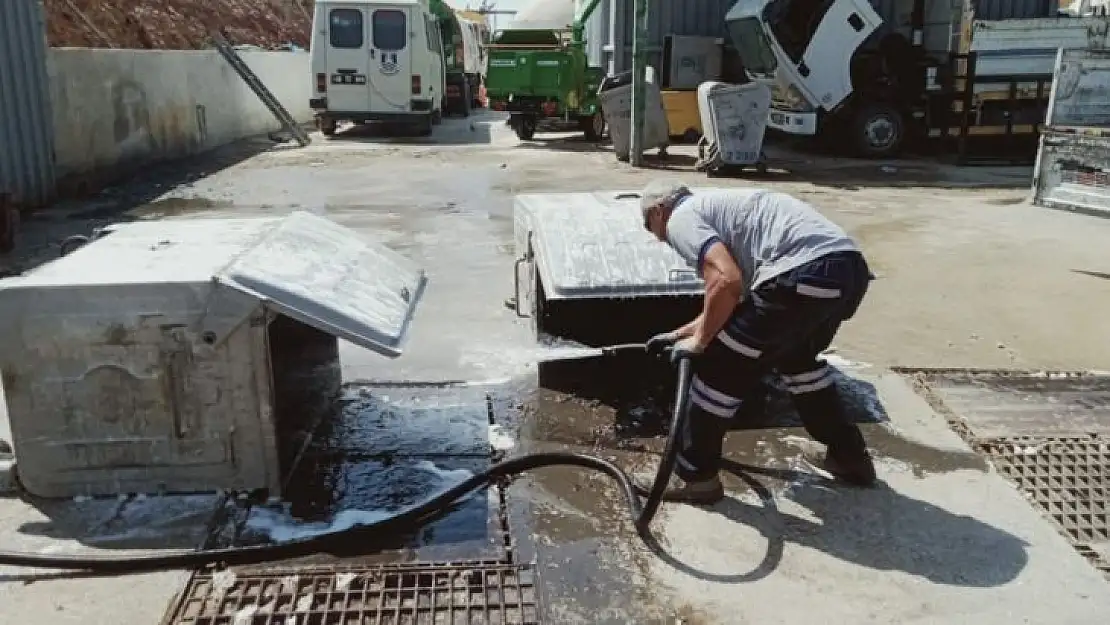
top-left (675, 250), bottom-right (872, 483)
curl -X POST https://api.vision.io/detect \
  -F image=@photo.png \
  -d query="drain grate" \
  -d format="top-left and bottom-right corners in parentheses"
top-left (901, 369), bottom-right (1110, 580)
top-left (167, 560), bottom-right (541, 625)
top-left (974, 436), bottom-right (1110, 545)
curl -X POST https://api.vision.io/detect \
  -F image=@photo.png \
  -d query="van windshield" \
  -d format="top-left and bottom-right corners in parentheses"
top-left (373, 10), bottom-right (407, 50)
top-left (727, 17), bottom-right (778, 77)
top-left (329, 9), bottom-right (364, 49)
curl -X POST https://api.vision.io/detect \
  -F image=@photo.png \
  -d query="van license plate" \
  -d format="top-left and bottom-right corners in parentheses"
top-left (332, 74), bottom-right (367, 85)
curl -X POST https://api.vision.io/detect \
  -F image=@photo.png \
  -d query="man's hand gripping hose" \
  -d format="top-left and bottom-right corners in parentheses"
top-left (0, 345), bottom-right (694, 574)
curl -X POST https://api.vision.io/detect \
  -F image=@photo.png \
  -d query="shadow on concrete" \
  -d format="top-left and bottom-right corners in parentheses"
top-left (750, 138), bottom-right (1034, 191)
top-left (534, 356), bottom-right (891, 451)
top-left (644, 458), bottom-right (1028, 587)
top-left (1073, 269), bottom-right (1110, 281)
top-left (514, 135), bottom-right (608, 154)
top-left (0, 133), bottom-right (287, 277)
top-left (325, 115), bottom-right (494, 146)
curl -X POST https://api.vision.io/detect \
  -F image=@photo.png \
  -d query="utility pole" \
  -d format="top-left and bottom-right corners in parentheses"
top-left (629, 0), bottom-right (648, 167)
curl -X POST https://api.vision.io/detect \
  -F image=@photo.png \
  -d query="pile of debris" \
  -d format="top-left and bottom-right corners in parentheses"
top-left (44, 0), bottom-right (314, 50)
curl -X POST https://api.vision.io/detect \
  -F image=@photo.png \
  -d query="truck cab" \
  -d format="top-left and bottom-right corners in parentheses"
top-left (726, 0), bottom-right (904, 156)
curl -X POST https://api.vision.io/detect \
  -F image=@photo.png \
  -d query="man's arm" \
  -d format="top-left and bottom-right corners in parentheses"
top-left (662, 205), bottom-right (742, 344)
top-left (691, 242), bottom-right (744, 349)
top-left (672, 313), bottom-right (704, 338)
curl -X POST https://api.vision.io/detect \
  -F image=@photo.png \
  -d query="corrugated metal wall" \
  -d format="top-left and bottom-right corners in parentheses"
top-left (974, 0), bottom-right (1058, 19)
top-left (586, 0), bottom-right (737, 74)
top-left (0, 0), bottom-right (56, 209)
top-left (588, 0), bottom-right (1060, 74)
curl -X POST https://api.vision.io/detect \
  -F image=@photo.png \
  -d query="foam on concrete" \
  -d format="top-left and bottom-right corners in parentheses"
top-left (647, 369), bottom-right (1110, 624)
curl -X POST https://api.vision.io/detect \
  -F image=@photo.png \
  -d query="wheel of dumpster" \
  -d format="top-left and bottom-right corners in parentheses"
top-left (515, 116), bottom-right (537, 141)
top-left (581, 112), bottom-right (604, 141)
top-left (59, 234), bottom-right (90, 256)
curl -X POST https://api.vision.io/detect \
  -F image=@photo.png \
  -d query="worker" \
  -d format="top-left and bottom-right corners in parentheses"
top-left (640, 180), bottom-right (876, 504)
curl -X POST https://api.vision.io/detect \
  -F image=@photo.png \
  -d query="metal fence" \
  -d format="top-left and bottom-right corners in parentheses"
top-left (0, 0), bottom-right (56, 209)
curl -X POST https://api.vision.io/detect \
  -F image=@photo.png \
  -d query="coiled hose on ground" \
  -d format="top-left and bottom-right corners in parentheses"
top-left (0, 345), bottom-right (691, 574)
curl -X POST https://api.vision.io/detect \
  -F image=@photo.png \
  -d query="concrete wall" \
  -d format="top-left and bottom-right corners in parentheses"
top-left (48, 48), bottom-right (311, 183)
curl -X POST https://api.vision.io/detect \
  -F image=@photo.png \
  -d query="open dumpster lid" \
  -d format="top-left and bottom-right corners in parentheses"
top-left (515, 190), bottom-right (706, 300)
top-left (217, 211), bottom-right (427, 359)
top-left (0, 212), bottom-right (426, 360)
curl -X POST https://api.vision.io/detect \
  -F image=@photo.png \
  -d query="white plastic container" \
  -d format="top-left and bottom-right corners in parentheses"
top-left (696, 80), bottom-right (773, 173)
top-left (599, 66), bottom-right (670, 162)
top-left (0, 211), bottom-right (427, 498)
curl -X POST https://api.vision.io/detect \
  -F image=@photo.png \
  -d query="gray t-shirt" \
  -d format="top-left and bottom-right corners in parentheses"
top-left (665, 188), bottom-right (859, 296)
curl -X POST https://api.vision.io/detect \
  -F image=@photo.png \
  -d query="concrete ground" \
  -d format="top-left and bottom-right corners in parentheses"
top-left (1, 111), bottom-right (1109, 624)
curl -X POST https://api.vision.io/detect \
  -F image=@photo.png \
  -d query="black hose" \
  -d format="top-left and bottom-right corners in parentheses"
top-left (0, 352), bottom-right (693, 574)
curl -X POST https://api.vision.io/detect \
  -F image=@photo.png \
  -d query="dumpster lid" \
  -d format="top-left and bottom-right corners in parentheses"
top-left (217, 211), bottom-right (427, 359)
top-left (517, 190), bottom-right (705, 300)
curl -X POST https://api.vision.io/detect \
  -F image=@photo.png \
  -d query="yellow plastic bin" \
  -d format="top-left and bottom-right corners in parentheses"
top-left (662, 90), bottom-right (703, 142)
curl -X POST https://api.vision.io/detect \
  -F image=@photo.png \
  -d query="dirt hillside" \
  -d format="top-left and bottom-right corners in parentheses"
top-left (44, 0), bottom-right (314, 50)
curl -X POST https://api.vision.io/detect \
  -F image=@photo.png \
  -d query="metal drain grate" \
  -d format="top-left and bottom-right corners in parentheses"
top-left (901, 369), bottom-right (1110, 580)
top-left (974, 436), bottom-right (1110, 545)
top-left (167, 561), bottom-right (541, 625)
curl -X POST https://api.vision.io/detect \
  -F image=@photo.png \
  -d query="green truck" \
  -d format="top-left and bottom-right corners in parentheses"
top-left (484, 0), bottom-right (606, 141)
top-left (431, 0), bottom-right (489, 117)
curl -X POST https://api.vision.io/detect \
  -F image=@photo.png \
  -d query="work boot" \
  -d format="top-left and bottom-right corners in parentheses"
top-left (822, 447), bottom-right (877, 487)
top-left (639, 474), bottom-right (725, 504)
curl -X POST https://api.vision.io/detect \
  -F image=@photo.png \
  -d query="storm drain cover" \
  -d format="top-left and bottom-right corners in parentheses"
top-left (905, 369), bottom-right (1110, 578)
top-left (975, 436), bottom-right (1110, 545)
top-left (167, 560), bottom-right (541, 624)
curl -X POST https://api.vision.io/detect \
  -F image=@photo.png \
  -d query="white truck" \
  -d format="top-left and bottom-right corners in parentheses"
top-left (310, 0), bottom-right (447, 137)
top-left (725, 0), bottom-right (1110, 157)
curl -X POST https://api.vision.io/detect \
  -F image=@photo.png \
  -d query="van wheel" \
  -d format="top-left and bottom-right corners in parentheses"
top-left (514, 116), bottom-right (537, 141)
top-left (851, 103), bottom-right (904, 158)
top-left (416, 114), bottom-right (434, 137)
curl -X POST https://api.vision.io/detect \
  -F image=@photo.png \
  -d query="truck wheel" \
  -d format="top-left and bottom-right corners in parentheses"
top-left (515, 116), bottom-right (537, 141)
top-left (581, 112), bottom-right (604, 141)
top-left (851, 103), bottom-right (904, 158)
top-left (317, 116), bottom-right (337, 137)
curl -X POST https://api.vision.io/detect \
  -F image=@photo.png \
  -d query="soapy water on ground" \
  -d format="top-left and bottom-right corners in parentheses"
top-left (246, 460), bottom-right (478, 543)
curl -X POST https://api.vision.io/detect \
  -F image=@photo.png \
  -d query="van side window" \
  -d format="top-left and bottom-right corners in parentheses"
top-left (372, 9), bottom-right (407, 51)
top-left (425, 16), bottom-right (435, 52)
top-left (329, 9), bottom-right (363, 49)
top-left (432, 22), bottom-right (443, 54)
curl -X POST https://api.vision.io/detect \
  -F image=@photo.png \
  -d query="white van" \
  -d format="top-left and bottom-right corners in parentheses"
top-left (310, 0), bottom-right (445, 137)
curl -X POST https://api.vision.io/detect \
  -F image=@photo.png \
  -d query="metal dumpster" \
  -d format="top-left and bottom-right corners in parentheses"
top-left (695, 80), bottom-right (772, 176)
top-left (0, 211), bottom-right (427, 498)
top-left (598, 67), bottom-right (670, 162)
top-left (511, 189), bottom-right (703, 347)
